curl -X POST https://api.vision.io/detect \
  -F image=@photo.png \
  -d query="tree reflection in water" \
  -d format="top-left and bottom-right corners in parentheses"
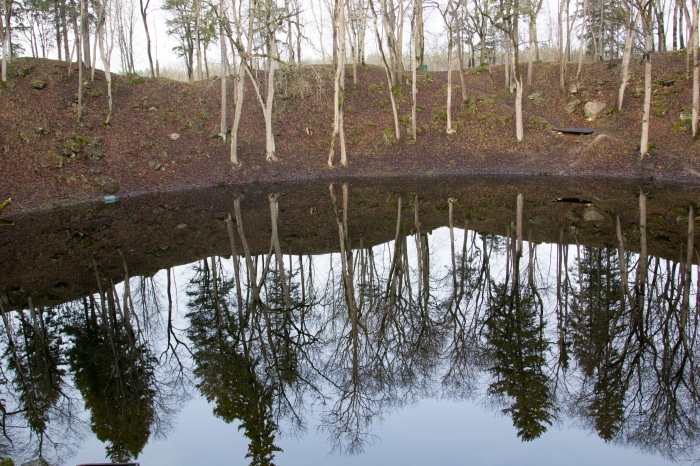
top-left (1, 188), bottom-right (700, 464)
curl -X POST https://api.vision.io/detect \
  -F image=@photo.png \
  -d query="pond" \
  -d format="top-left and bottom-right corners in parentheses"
top-left (1, 176), bottom-right (699, 465)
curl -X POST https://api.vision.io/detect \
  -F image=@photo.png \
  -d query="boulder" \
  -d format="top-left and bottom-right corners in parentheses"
top-left (168, 132), bottom-right (180, 140)
top-left (583, 206), bottom-right (606, 222)
top-left (584, 101), bottom-right (606, 120)
top-left (527, 92), bottom-right (545, 105)
top-left (94, 176), bottom-right (118, 194)
top-left (565, 99), bottom-right (581, 113)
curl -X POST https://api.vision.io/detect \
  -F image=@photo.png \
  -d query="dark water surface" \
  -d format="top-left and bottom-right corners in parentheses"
top-left (1, 176), bottom-right (699, 465)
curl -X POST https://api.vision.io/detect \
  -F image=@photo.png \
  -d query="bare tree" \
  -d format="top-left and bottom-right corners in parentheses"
top-left (434, 0), bottom-right (458, 134)
top-left (616, 7), bottom-right (639, 112)
top-left (638, 0), bottom-right (653, 158)
top-left (329, 0), bottom-right (348, 167)
top-left (219, 0), bottom-right (227, 141)
top-left (96, 0), bottom-right (115, 124)
top-left (1, 0), bottom-right (12, 82)
top-left (139, 0), bottom-right (155, 77)
top-left (692, 0), bottom-right (698, 137)
top-left (369, 0), bottom-right (401, 142)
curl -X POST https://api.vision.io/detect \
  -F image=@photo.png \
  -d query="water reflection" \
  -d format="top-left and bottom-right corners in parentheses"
top-left (1, 179), bottom-right (700, 464)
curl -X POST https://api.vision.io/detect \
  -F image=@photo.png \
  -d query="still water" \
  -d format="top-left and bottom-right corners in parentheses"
top-left (1, 176), bottom-right (699, 465)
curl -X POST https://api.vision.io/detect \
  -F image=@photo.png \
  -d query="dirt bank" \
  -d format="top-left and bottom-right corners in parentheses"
top-left (0, 52), bottom-right (699, 215)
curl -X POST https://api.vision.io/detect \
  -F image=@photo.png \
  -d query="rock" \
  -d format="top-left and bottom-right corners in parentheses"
top-left (584, 101), bottom-right (606, 120)
top-left (94, 176), bottom-right (118, 194)
top-left (565, 99), bottom-right (581, 113)
top-left (680, 109), bottom-right (693, 121)
top-left (569, 84), bottom-right (578, 95)
top-left (583, 206), bottom-right (606, 222)
top-left (148, 107), bottom-right (157, 111)
top-left (527, 92), bottom-right (544, 105)
top-left (176, 223), bottom-right (187, 229)
top-left (168, 133), bottom-right (180, 140)
top-left (31, 79), bottom-right (46, 89)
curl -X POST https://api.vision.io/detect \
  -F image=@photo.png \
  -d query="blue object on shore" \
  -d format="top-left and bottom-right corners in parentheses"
top-left (103, 195), bottom-right (119, 204)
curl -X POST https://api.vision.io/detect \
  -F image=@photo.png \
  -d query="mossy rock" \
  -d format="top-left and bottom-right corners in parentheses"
top-left (94, 175), bottom-right (118, 194)
top-left (31, 79), bottom-right (46, 89)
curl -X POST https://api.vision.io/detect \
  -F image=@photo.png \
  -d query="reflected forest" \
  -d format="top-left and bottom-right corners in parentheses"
top-left (2, 184), bottom-right (700, 465)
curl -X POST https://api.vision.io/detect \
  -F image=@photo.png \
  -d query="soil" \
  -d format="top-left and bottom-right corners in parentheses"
top-left (0, 51), bottom-right (699, 216)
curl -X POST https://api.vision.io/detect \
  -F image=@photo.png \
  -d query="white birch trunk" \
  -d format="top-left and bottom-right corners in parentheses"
top-left (78, 0), bottom-right (84, 120)
top-left (411, 0), bottom-right (417, 141)
top-left (264, 39), bottom-right (278, 161)
top-left (617, 11), bottom-right (639, 112)
top-left (692, 0), bottom-right (699, 137)
top-left (97, 0), bottom-right (113, 124)
top-left (195, 0), bottom-right (202, 81)
top-left (640, 18), bottom-right (653, 158)
top-left (230, 59), bottom-right (245, 164)
top-left (329, 0), bottom-right (347, 167)
top-left (515, 77), bottom-right (523, 141)
top-left (446, 13), bottom-right (455, 134)
top-left (2, 0), bottom-right (9, 82)
top-left (219, 0), bottom-right (227, 141)
top-left (576, 0), bottom-right (588, 79)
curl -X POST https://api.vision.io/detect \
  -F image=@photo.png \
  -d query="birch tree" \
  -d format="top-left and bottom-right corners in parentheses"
top-left (638, 0), bottom-right (653, 158)
top-left (692, 0), bottom-right (698, 137)
top-left (228, 0), bottom-right (250, 165)
top-left (435, 0), bottom-right (458, 134)
top-left (139, 0), bottom-right (156, 77)
top-left (219, 0), bottom-right (226, 141)
top-left (369, 0), bottom-right (401, 142)
top-left (2, 0), bottom-right (13, 82)
top-left (482, 0), bottom-right (524, 140)
top-left (616, 7), bottom-right (639, 112)
top-left (96, 0), bottom-right (115, 124)
top-left (329, 0), bottom-right (348, 167)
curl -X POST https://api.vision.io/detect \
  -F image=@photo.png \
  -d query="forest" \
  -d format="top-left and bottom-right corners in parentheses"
top-left (1, 0), bottom-right (698, 167)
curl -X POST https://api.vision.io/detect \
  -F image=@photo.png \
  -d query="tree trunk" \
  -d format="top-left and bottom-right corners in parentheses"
top-left (230, 59), bottom-right (245, 164)
top-left (77, 0), bottom-right (84, 120)
top-left (655, 4), bottom-right (666, 52)
top-left (692, 0), bottom-right (698, 137)
top-left (219, 0), bottom-right (227, 141)
top-left (415, 0), bottom-right (424, 67)
top-left (617, 10), bottom-right (639, 112)
top-left (528, 18), bottom-right (536, 85)
top-left (558, 0), bottom-right (566, 93)
top-left (411, 0), bottom-right (418, 141)
top-left (576, 0), bottom-right (588, 79)
top-left (194, 0), bottom-right (202, 81)
top-left (140, 0), bottom-right (155, 78)
top-left (1, 0), bottom-right (10, 82)
top-left (96, 0), bottom-right (113, 124)
top-left (640, 14), bottom-right (653, 158)
top-left (369, 0), bottom-right (400, 142)
top-left (458, 24), bottom-right (467, 101)
top-left (264, 40), bottom-right (278, 161)
top-left (329, 0), bottom-right (347, 167)
top-left (81, 3), bottom-right (91, 68)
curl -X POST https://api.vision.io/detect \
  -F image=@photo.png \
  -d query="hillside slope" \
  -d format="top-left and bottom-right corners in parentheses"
top-left (0, 52), bottom-right (698, 213)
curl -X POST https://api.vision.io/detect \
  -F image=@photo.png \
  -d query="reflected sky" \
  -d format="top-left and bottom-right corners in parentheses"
top-left (2, 179), bottom-right (699, 465)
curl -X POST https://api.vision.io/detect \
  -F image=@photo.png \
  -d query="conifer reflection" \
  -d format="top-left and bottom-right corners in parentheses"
top-left (484, 195), bottom-right (554, 441)
top-left (4, 187), bottom-right (700, 464)
top-left (65, 290), bottom-right (157, 462)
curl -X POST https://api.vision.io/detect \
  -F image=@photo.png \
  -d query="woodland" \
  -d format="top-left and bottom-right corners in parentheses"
top-left (1, 0), bottom-right (698, 161)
